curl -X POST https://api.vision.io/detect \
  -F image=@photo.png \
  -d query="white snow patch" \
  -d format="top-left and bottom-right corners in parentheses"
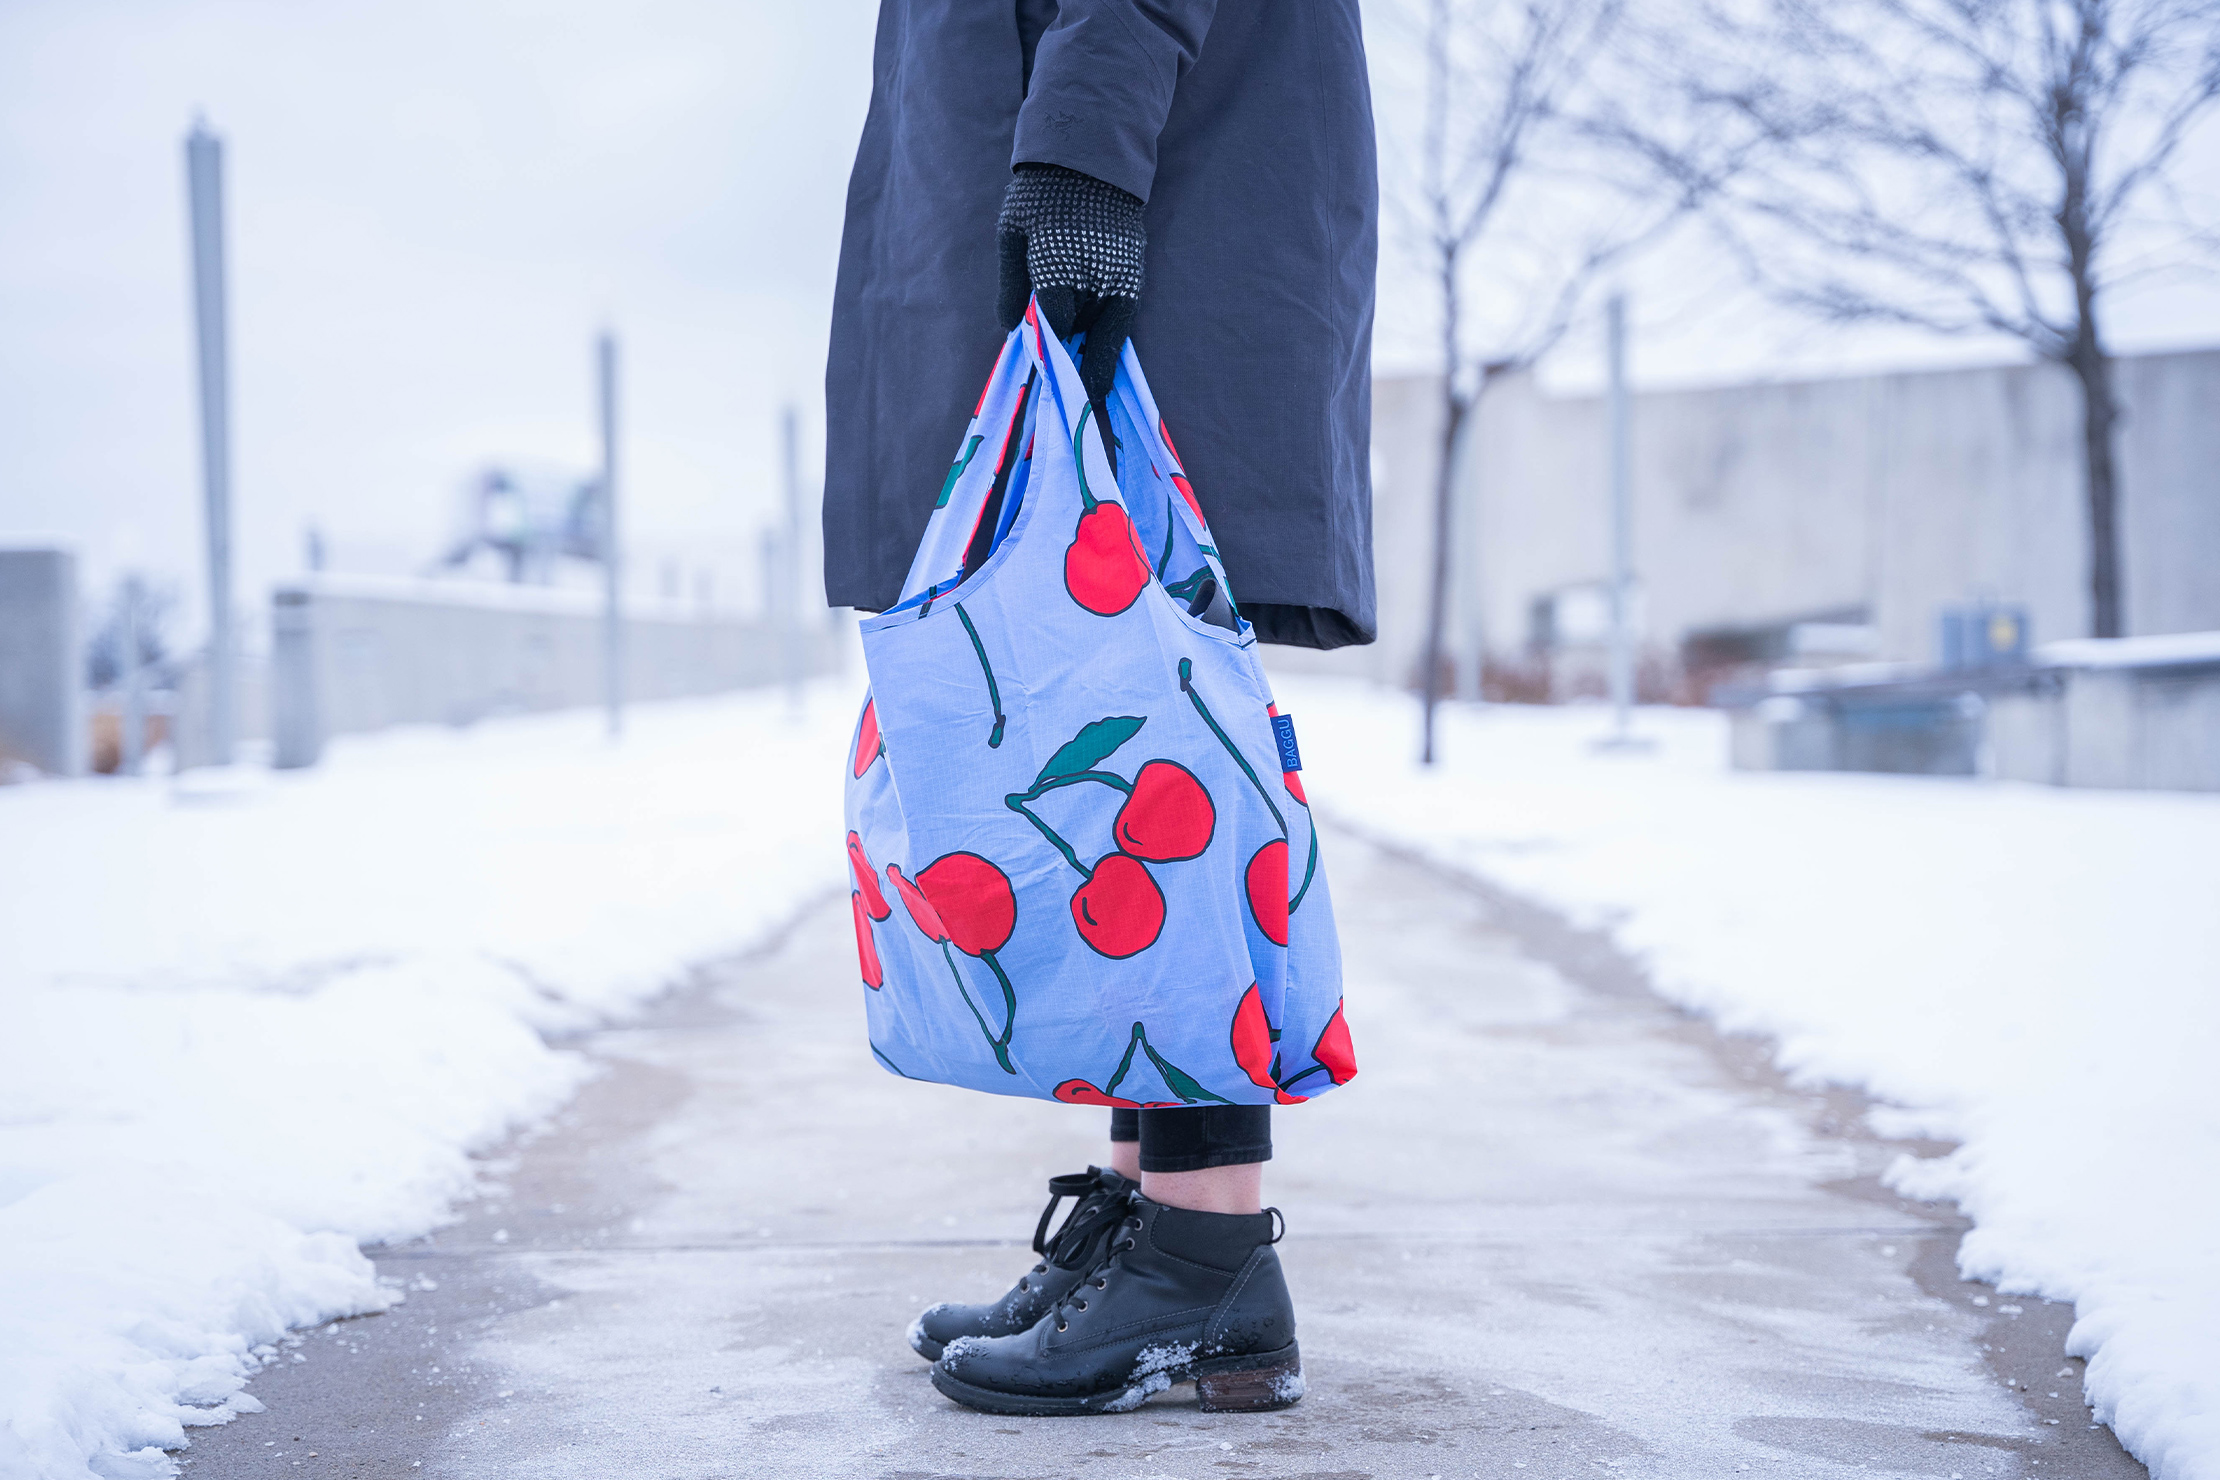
top-left (1270, 1368), bottom-right (1307, 1404)
top-left (0, 686), bottom-right (854, 1480)
top-left (1280, 682), bottom-right (2220, 1480)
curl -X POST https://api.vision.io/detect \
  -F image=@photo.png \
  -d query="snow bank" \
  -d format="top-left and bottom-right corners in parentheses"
top-left (1281, 680), bottom-right (2220, 1480)
top-left (0, 686), bottom-right (854, 1479)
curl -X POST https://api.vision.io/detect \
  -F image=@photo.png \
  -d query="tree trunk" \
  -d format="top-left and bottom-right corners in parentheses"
top-left (2067, 340), bottom-right (2124, 639)
top-left (1419, 383), bottom-right (1467, 765)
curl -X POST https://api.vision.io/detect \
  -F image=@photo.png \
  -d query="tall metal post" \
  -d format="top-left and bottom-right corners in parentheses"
top-left (780, 405), bottom-right (803, 712)
top-left (598, 330), bottom-right (623, 738)
top-left (121, 574), bottom-right (148, 776)
top-left (1604, 292), bottom-right (1635, 743)
top-left (186, 120), bottom-right (235, 766)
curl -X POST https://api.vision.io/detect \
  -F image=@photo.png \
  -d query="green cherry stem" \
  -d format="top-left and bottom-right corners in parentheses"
top-left (1178, 657), bottom-right (1286, 836)
top-left (936, 434), bottom-right (985, 509)
top-left (1073, 403), bottom-right (1100, 513)
top-left (1290, 821), bottom-right (1320, 914)
top-left (1104, 1023), bottom-right (1146, 1099)
top-left (955, 603), bottom-right (1007, 748)
top-left (1005, 770), bottom-right (1136, 879)
top-left (941, 940), bottom-right (1013, 1073)
top-left (1277, 1063), bottom-right (1330, 1094)
top-left (982, 949), bottom-right (1017, 1061)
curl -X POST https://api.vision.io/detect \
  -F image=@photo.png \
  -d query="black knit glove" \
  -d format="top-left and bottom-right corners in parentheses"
top-left (997, 163), bottom-right (1144, 405)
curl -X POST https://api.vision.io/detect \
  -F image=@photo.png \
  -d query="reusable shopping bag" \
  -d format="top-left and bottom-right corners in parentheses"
top-left (843, 298), bottom-right (1354, 1108)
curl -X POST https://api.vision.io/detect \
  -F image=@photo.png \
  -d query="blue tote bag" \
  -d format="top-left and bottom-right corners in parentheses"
top-left (843, 299), bottom-right (1354, 1109)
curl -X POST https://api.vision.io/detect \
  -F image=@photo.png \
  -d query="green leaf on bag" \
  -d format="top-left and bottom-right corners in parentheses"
top-left (1035, 715), bottom-right (1145, 786)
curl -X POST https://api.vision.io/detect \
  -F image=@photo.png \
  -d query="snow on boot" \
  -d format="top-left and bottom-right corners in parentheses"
top-left (908, 1167), bottom-right (1137, 1360)
top-left (930, 1195), bottom-right (1301, 1416)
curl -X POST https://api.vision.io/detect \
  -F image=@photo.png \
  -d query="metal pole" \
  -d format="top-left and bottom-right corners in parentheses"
top-left (781, 404), bottom-right (802, 712)
top-left (1605, 292), bottom-right (1634, 742)
top-left (121, 574), bottom-right (147, 776)
top-left (598, 330), bottom-right (623, 738)
top-left (186, 120), bottom-right (234, 766)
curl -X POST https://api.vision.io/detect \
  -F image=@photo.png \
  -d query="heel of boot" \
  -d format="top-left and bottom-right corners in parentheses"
top-left (1195, 1342), bottom-right (1303, 1412)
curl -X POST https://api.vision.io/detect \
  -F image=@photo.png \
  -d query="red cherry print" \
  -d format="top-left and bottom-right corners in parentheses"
top-left (1070, 853), bottom-right (1165, 959)
top-left (846, 832), bottom-right (890, 920)
top-left (1245, 839), bottom-right (1290, 947)
top-left (852, 699), bottom-right (883, 779)
top-left (851, 892), bottom-right (883, 989)
top-left (1158, 417), bottom-right (1183, 469)
top-left (1229, 983), bottom-right (1276, 1090)
top-left (1064, 503), bottom-right (1150, 616)
top-left (1313, 1002), bottom-right (1357, 1085)
top-left (914, 852), bottom-right (1016, 957)
top-left (1274, 1086), bottom-right (1310, 1105)
top-left (1053, 1079), bottom-right (1140, 1108)
top-left (1170, 474), bottom-right (1204, 525)
top-left (887, 864), bottom-right (947, 944)
top-left (1112, 761), bottom-right (1215, 862)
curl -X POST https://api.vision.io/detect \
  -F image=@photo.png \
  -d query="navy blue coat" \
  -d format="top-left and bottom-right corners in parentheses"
top-left (823, 0), bottom-right (1378, 648)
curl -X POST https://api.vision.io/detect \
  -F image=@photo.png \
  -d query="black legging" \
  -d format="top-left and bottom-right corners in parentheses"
top-left (1107, 1106), bottom-right (1271, 1173)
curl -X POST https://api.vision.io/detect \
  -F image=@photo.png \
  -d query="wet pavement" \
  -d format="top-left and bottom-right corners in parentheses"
top-left (179, 827), bottom-right (2141, 1479)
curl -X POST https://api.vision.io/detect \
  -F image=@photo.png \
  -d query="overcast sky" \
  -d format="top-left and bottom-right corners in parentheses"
top-left (3, 0), bottom-right (2216, 643)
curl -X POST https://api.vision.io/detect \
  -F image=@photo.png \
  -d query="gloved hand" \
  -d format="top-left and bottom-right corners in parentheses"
top-left (997, 163), bottom-right (1144, 406)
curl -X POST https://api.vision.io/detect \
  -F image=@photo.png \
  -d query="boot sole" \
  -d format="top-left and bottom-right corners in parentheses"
top-left (931, 1341), bottom-right (1303, 1416)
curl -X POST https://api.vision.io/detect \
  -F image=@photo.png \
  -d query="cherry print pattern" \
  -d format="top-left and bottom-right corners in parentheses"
top-left (847, 831), bottom-right (890, 920)
top-left (851, 892), bottom-right (884, 989)
top-left (1053, 1020), bottom-right (1230, 1107)
top-left (852, 698), bottom-right (883, 779)
top-left (1227, 982), bottom-right (1356, 1103)
top-left (893, 854), bottom-right (1022, 1075)
top-left (1063, 404), bottom-right (1151, 616)
top-left (1112, 760), bottom-right (1215, 862)
top-left (1070, 852), bottom-right (1165, 959)
top-left (1245, 838), bottom-right (1290, 947)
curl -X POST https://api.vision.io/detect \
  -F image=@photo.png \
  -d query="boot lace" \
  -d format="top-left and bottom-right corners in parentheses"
top-left (1014, 1175), bottom-right (1134, 1295)
top-left (1050, 1210), bottom-right (1144, 1331)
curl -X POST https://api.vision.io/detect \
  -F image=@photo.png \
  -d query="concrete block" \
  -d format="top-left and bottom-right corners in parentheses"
top-left (0, 548), bottom-right (85, 777)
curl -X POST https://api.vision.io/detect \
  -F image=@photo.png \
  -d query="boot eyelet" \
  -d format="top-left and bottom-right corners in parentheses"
top-left (1093, 1278), bottom-right (1107, 1288)
top-left (1074, 1300), bottom-right (1087, 1311)
top-left (1056, 1320), bottom-right (1068, 1332)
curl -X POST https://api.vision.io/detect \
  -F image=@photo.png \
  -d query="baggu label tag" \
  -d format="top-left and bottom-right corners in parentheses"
top-left (1271, 713), bottom-right (1303, 773)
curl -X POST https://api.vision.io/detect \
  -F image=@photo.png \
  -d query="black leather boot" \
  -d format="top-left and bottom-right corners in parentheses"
top-left (908, 1167), bottom-right (1137, 1360)
top-left (930, 1195), bottom-right (1301, 1415)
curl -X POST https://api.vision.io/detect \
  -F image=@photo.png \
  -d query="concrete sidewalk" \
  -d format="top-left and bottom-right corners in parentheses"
top-left (180, 828), bottom-right (2139, 1479)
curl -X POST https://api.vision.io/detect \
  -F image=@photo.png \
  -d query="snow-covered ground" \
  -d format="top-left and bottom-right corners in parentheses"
top-left (0, 687), bottom-right (852, 1480)
top-left (8, 670), bottom-right (2216, 1479)
top-left (1278, 679), bottom-right (2220, 1480)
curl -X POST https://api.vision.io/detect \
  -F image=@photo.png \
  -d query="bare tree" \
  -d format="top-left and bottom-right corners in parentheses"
top-left (1383, 0), bottom-right (1717, 763)
top-left (1654, 0), bottom-right (2220, 639)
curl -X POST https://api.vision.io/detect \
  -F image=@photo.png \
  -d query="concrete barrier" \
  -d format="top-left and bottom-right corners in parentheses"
top-left (0, 547), bottom-right (85, 778)
top-left (1726, 632), bottom-right (2220, 791)
top-left (264, 574), bottom-right (845, 767)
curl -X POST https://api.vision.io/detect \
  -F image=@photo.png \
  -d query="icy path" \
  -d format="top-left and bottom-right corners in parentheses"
top-left (178, 830), bottom-right (2133, 1480)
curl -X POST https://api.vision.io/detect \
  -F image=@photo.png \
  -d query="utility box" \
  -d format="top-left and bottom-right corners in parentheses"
top-left (0, 547), bottom-right (86, 778)
top-left (1938, 603), bottom-right (2030, 671)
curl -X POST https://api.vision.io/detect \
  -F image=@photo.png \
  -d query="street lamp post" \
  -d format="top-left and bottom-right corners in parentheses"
top-left (185, 119), bottom-right (235, 766)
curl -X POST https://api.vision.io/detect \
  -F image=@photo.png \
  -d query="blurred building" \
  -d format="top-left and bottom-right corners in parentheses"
top-left (1270, 347), bottom-right (2220, 703)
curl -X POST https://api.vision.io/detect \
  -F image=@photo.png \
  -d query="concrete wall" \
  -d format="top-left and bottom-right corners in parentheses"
top-left (1990, 664), bottom-right (2220, 792)
top-left (1260, 374), bottom-right (1447, 690)
top-left (1266, 346), bottom-right (2220, 695)
top-left (0, 547), bottom-right (85, 776)
top-left (262, 575), bottom-right (846, 767)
